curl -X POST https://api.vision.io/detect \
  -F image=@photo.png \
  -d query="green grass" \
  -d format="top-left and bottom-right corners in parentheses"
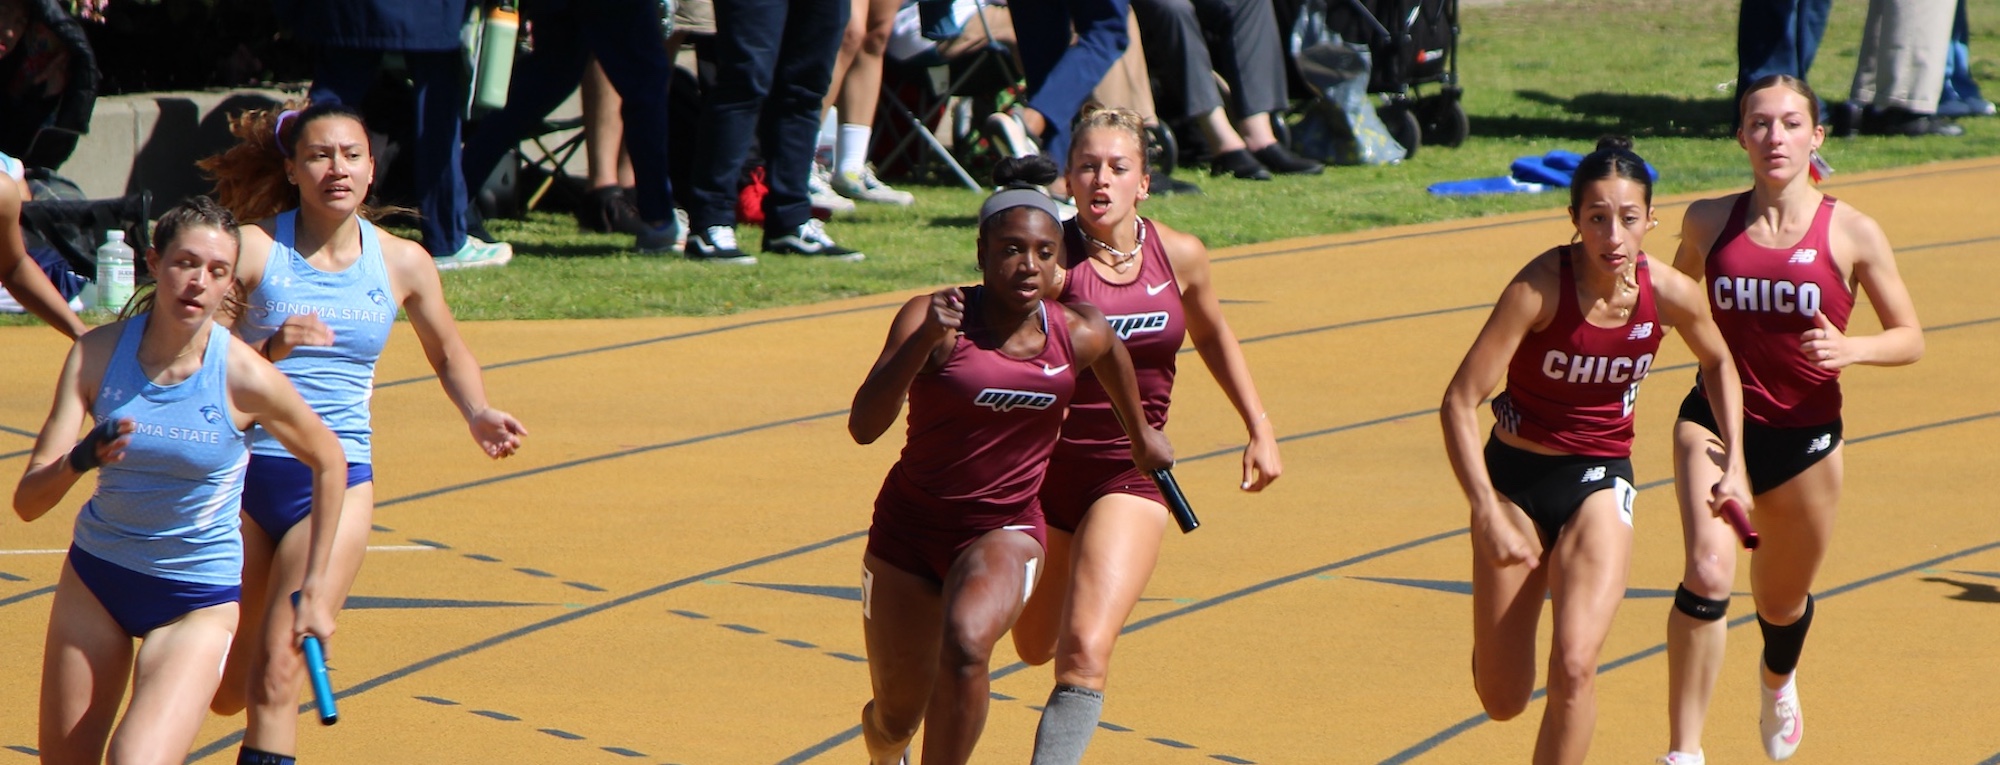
top-left (10, 0), bottom-right (1998, 325)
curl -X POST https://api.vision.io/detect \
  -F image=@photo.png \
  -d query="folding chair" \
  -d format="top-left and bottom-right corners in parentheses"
top-left (875, 0), bottom-right (1022, 190)
top-left (518, 116), bottom-right (587, 210)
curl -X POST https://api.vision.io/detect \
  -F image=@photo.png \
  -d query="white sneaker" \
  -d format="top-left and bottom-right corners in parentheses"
top-left (1759, 674), bottom-right (1804, 760)
top-left (984, 109), bottom-right (1040, 159)
top-left (1656, 751), bottom-right (1705, 765)
top-left (808, 162), bottom-right (857, 216)
top-left (684, 225), bottom-right (756, 265)
top-left (832, 167), bottom-right (916, 206)
top-left (762, 218), bottom-right (864, 262)
top-left (435, 236), bottom-right (513, 270)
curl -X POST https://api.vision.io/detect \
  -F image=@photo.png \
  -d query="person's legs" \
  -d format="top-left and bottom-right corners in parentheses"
top-left (583, 60), bottom-right (626, 190)
top-left (1471, 498), bottom-right (1549, 723)
top-left (403, 51), bottom-right (473, 259)
top-left (1128, 0), bottom-right (1217, 125)
top-left (923, 528), bottom-right (1043, 765)
top-left (1535, 490), bottom-right (1633, 765)
top-left (760, 0), bottom-right (848, 234)
top-left (583, 0), bottom-right (680, 228)
top-left (242, 483), bottom-right (376, 758)
top-left (1031, 494), bottom-right (1167, 765)
top-left (1868, 0), bottom-right (1956, 114)
top-left (212, 517), bottom-right (275, 716)
top-left (1034, 0), bottom-right (1134, 165)
top-left (830, 0), bottom-right (915, 204)
top-left (1201, 0), bottom-right (1288, 121)
top-left (1743, 447), bottom-right (1841, 759)
top-left (107, 604), bottom-right (239, 765)
top-left (1011, 526), bottom-right (1073, 666)
top-left (860, 553), bottom-right (944, 765)
top-left (38, 563), bottom-right (133, 765)
top-left (686, 0), bottom-right (784, 233)
top-left (1664, 420), bottom-right (1739, 759)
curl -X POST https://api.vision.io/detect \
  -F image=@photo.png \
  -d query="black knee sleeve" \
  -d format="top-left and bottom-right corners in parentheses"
top-left (1757, 595), bottom-right (1816, 676)
top-left (1674, 584), bottom-right (1729, 621)
top-left (237, 747), bottom-right (295, 765)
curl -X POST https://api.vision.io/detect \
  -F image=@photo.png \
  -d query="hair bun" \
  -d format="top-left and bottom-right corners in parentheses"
top-left (1595, 134), bottom-right (1635, 154)
top-left (992, 155), bottom-right (1060, 190)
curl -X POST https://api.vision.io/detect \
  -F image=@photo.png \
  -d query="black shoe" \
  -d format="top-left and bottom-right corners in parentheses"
top-left (1208, 148), bottom-right (1272, 180)
top-left (1149, 171), bottom-right (1203, 196)
top-left (1251, 144), bottom-right (1324, 175)
top-left (1829, 101), bottom-right (1862, 138)
top-left (1860, 107), bottom-right (1965, 137)
top-left (763, 219), bottom-right (865, 262)
top-left (684, 225), bottom-right (758, 265)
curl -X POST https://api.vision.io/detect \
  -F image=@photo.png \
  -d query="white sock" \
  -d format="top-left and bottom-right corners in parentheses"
top-left (818, 108), bottom-right (840, 153)
top-left (837, 124), bottom-right (873, 175)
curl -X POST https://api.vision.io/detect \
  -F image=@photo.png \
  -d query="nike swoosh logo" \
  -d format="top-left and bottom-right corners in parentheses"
top-left (1145, 281), bottom-right (1172, 296)
top-left (1041, 364), bottom-right (1070, 376)
top-left (1783, 716), bottom-right (1803, 746)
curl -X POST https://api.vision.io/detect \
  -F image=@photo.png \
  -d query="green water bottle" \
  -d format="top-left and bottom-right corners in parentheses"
top-left (473, 3), bottom-right (519, 113)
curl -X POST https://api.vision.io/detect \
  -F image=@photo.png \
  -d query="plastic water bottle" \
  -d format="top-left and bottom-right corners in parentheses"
top-left (95, 230), bottom-right (135, 312)
top-left (471, 3), bottom-right (519, 113)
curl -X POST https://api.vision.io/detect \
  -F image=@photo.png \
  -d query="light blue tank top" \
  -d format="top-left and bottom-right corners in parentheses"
top-left (238, 211), bottom-right (395, 464)
top-left (73, 316), bottom-right (249, 586)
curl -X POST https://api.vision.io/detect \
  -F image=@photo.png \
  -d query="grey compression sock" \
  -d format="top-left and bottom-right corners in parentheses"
top-left (1029, 684), bottom-right (1105, 765)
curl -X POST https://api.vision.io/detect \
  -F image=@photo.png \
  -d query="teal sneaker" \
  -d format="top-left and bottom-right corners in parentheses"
top-left (435, 237), bottom-right (514, 271)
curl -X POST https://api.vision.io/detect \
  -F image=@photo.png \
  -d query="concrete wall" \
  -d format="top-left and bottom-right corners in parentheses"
top-left (62, 88), bottom-right (588, 209)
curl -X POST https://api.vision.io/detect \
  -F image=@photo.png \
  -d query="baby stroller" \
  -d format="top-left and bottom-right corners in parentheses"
top-left (1285, 0), bottom-right (1464, 156)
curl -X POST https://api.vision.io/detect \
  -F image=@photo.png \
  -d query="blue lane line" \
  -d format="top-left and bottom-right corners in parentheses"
top-left (186, 529), bottom-right (868, 762)
top-left (0, 586), bottom-right (54, 610)
top-left (0, 424), bottom-right (35, 439)
top-left (1978, 750), bottom-right (2000, 765)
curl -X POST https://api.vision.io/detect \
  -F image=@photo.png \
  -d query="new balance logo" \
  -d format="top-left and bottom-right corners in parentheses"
top-left (1789, 248), bottom-right (1818, 264)
top-left (1145, 281), bottom-right (1172, 296)
top-left (973, 388), bottom-right (1058, 412)
top-left (1041, 363), bottom-right (1070, 376)
top-left (1627, 322), bottom-right (1655, 340)
top-left (1806, 434), bottom-right (1832, 453)
top-left (1581, 466), bottom-right (1607, 482)
top-left (1105, 311), bottom-right (1170, 340)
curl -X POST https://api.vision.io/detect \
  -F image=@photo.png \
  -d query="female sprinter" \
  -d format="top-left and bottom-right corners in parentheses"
top-left (1006, 105), bottom-right (1282, 765)
top-left (198, 101), bottom-right (528, 765)
top-left (847, 160), bottom-right (1173, 765)
top-left (12, 197), bottom-right (347, 765)
top-left (1658, 75), bottom-right (1923, 765)
top-left (1440, 137), bottom-right (1751, 765)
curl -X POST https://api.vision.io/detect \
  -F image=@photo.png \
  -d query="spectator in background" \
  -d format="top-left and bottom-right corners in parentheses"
top-left (682, 0), bottom-right (864, 264)
top-left (1848, 0), bottom-right (1962, 136)
top-left (461, 0), bottom-right (683, 254)
top-left (286, 0), bottom-right (513, 269)
top-left (1130, 0), bottom-right (1322, 179)
top-left (571, 0), bottom-right (714, 238)
top-left (820, 0), bottom-right (920, 206)
top-left (986, 0), bottom-right (1131, 172)
top-left (1937, 0), bottom-right (1993, 117)
top-left (0, 0), bottom-right (97, 171)
top-left (1735, 0), bottom-right (1833, 124)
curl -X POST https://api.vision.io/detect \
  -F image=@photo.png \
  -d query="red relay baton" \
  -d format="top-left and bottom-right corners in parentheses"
top-left (1716, 497), bottom-right (1759, 550)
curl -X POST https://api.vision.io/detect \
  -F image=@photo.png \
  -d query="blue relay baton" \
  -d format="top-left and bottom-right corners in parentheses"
top-left (290, 591), bottom-right (339, 725)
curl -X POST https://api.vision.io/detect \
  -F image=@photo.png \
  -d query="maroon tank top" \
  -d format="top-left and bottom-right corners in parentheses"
top-left (890, 289), bottom-right (1079, 513)
top-left (1055, 218), bottom-right (1185, 456)
top-left (1705, 193), bottom-right (1854, 427)
top-left (1492, 248), bottom-right (1663, 458)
